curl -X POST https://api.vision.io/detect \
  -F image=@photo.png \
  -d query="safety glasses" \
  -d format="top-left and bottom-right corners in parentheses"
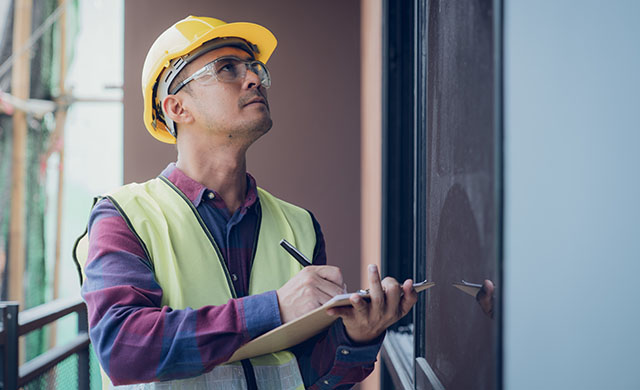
top-left (170, 56), bottom-right (271, 95)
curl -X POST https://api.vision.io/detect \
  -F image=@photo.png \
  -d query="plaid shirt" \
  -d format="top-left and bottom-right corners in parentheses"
top-left (82, 163), bottom-right (380, 388)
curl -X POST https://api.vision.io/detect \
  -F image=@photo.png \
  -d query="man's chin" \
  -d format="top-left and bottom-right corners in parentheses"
top-left (259, 118), bottom-right (273, 136)
top-left (247, 117), bottom-right (272, 139)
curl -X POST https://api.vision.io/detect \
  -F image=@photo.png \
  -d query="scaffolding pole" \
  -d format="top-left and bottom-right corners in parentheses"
top-left (8, 0), bottom-right (33, 307)
top-left (8, 0), bottom-right (33, 365)
top-left (50, 0), bottom-right (68, 348)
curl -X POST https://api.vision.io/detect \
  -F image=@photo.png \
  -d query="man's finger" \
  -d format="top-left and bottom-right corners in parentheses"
top-left (313, 279), bottom-right (346, 303)
top-left (381, 277), bottom-right (402, 314)
top-left (367, 264), bottom-right (385, 311)
top-left (326, 306), bottom-right (353, 318)
top-left (311, 284), bottom-right (340, 305)
top-left (314, 265), bottom-right (345, 287)
top-left (350, 293), bottom-right (369, 316)
top-left (299, 266), bottom-right (344, 300)
top-left (328, 293), bottom-right (367, 320)
top-left (399, 279), bottom-right (418, 316)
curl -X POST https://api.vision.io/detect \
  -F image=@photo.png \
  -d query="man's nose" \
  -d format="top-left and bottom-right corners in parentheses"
top-left (243, 66), bottom-right (262, 89)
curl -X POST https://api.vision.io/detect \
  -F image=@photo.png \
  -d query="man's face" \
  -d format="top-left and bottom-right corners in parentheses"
top-left (177, 46), bottom-right (272, 142)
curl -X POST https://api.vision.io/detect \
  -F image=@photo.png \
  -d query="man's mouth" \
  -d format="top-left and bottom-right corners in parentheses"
top-left (241, 93), bottom-right (269, 109)
top-left (245, 98), bottom-right (266, 106)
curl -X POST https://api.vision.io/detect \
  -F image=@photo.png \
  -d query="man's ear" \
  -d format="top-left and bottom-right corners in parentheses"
top-left (162, 94), bottom-right (194, 125)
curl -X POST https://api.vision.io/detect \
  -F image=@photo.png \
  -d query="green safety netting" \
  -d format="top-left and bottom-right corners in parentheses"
top-left (0, 0), bottom-right (79, 365)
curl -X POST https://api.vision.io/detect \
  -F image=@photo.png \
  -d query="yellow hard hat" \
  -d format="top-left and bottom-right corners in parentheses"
top-left (141, 15), bottom-right (277, 143)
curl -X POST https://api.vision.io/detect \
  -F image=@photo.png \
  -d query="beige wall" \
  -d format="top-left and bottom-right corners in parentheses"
top-left (124, 1), bottom-right (362, 288)
top-left (359, 1), bottom-right (382, 389)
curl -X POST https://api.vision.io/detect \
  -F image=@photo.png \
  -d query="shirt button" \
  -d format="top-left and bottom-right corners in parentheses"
top-left (341, 349), bottom-right (350, 355)
top-left (323, 380), bottom-right (329, 385)
top-left (231, 274), bottom-right (238, 281)
top-left (208, 192), bottom-right (215, 199)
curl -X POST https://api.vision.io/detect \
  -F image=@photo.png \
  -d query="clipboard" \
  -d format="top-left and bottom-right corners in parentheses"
top-left (225, 280), bottom-right (435, 363)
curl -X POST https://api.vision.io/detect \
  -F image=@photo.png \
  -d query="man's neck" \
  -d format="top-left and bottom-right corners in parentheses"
top-left (176, 142), bottom-right (249, 215)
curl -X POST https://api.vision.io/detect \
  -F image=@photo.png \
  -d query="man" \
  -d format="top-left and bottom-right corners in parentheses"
top-left (78, 16), bottom-right (417, 389)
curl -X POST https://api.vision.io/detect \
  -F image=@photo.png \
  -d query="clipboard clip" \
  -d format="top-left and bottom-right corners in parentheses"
top-left (356, 280), bottom-right (434, 296)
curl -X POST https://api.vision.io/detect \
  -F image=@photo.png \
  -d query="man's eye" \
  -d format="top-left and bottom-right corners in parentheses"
top-left (220, 64), bottom-right (234, 73)
top-left (216, 61), bottom-right (236, 73)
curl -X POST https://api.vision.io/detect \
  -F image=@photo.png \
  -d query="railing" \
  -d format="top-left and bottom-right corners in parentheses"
top-left (0, 297), bottom-right (90, 390)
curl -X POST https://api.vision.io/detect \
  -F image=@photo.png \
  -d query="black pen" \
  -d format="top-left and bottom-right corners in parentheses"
top-left (280, 239), bottom-right (312, 267)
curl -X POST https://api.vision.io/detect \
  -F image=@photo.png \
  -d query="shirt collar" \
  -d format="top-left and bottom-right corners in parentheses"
top-left (160, 162), bottom-right (259, 210)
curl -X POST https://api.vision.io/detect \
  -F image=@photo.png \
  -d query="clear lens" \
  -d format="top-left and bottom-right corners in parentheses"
top-left (190, 64), bottom-right (217, 85)
top-left (191, 57), bottom-right (271, 88)
top-left (251, 62), bottom-right (271, 88)
top-left (213, 58), bottom-right (243, 82)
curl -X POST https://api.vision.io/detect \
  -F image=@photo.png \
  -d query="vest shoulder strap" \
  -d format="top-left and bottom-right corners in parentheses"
top-left (256, 187), bottom-right (316, 256)
top-left (72, 180), bottom-right (159, 286)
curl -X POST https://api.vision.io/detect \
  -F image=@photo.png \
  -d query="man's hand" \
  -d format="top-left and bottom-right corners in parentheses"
top-left (277, 266), bottom-right (345, 324)
top-left (326, 264), bottom-right (418, 344)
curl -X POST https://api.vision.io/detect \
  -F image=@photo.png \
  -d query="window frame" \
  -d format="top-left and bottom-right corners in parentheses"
top-left (380, 0), bottom-right (417, 386)
top-left (380, 0), bottom-right (505, 388)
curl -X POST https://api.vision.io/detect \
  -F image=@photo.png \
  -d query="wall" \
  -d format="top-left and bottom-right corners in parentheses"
top-left (504, 1), bottom-right (640, 388)
top-left (360, 2), bottom-right (382, 390)
top-left (123, 1), bottom-right (362, 289)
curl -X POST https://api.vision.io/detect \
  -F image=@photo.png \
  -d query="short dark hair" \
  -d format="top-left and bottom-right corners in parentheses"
top-left (164, 63), bottom-right (195, 137)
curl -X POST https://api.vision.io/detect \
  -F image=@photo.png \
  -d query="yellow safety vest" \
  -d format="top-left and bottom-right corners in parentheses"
top-left (76, 176), bottom-right (316, 389)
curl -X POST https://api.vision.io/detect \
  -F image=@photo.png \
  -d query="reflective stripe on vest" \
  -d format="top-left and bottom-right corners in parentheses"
top-left (110, 357), bottom-right (303, 390)
top-left (101, 176), bottom-right (314, 389)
